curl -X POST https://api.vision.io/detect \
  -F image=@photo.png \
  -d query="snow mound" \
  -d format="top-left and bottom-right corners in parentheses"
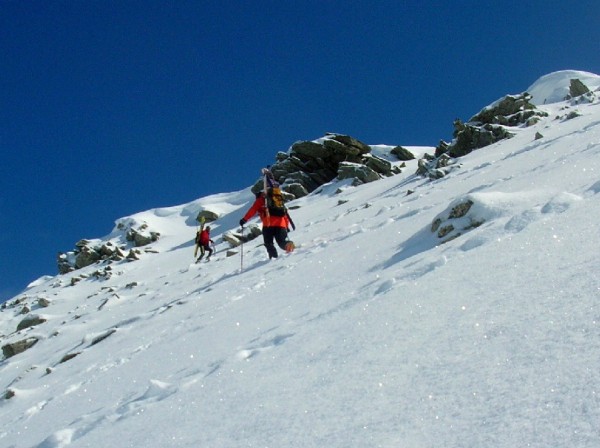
top-left (527, 70), bottom-right (600, 105)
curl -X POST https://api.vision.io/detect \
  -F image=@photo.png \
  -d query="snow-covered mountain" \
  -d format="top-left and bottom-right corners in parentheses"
top-left (1, 70), bottom-right (599, 448)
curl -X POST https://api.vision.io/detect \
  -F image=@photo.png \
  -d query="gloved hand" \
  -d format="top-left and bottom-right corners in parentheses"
top-left (239, 218), bottom-right (247, 227)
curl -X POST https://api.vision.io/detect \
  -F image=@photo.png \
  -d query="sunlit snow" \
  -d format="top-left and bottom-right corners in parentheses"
top-left (1, 71), bottom-right (599, 448)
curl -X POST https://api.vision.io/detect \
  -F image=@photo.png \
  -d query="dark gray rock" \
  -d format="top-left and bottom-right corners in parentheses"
top-left (2, 337), bottom-right (39, 358)
top-left (391, 146), bottom-right (416, 161)
top-left (568, 78), bottom-right (590, 98)
top-left (17, 314), bottom-right (47, 331)
top-left (196, 210), bottom-right (220, 223)
top-left (337, 162), bottom-right (380, 183)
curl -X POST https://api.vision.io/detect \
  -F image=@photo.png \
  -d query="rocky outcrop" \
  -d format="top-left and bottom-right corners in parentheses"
top-left (421, 92), bottom-right (551, 179)
top-left (57, 222), bottom-right (160, 275)
top-left (251, 133), bottom-right (405, 199)
top-left (430, 198), bottom-right (484, 243)
top-left (469, 93), bottom-right (545, 128)
top-left (416, 153), bottom-right (459, 180)
top-left (446, 119), bottom-right (513, 158)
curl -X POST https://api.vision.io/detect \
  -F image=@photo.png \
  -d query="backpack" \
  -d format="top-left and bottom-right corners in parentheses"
top-left (266, 185), bottom-right (286, 217)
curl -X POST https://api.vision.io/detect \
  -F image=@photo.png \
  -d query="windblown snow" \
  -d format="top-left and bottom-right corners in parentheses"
top-left (1, 71), bottom-right (599, 448)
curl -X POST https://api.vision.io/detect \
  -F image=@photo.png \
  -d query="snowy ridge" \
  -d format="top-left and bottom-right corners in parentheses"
top-left (527, 69), bottom-right (600, 105)
top-left (1, 71), bottom-right (599, 447)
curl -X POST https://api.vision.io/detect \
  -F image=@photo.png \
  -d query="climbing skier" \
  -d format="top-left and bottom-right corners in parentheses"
top-left (195, 225), bottom-right (214, 262)
top-left (239, 170), bottom-right (295, 259)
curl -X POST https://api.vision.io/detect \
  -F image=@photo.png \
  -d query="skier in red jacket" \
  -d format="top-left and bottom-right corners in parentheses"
top-left (195, 226), bottom-right (214, 262)
top-left (239, 192), bottom-right (295, 259)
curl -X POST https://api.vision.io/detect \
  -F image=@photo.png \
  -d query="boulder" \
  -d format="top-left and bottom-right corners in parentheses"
top-left (17, 314), bottom-right (47, 331)
top-left (127, 229), bottom-right (160, 247)
top-left (2, 337), bottom-right (39, 358)
top-left (448, 121), bottom-right (513, 158)
top-left (337, 162), bottom-right (380, 183)
top-left (568, 78), bottom-right (590, 98)
top-left (391, 146), bottom-right (416, 161)
top-left (75, 245), bottom-right (101, 269)
top-left (364, 154), bottom-right (395, 176)
top-left (196, 210), bottom-right (219, 223)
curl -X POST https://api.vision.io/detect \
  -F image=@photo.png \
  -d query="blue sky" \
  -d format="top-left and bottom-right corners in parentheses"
top-left (1, 0), bottom-right (599, 302)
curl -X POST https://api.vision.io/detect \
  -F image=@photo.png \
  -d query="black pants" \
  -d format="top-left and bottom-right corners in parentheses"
top-left (197, 244), bottom-right (213, 261)
top-left (262, 226), bottom-right (289, 259)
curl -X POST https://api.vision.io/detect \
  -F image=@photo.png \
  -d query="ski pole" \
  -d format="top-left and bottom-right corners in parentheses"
top-left (240, 226), bottom-right (244, 272)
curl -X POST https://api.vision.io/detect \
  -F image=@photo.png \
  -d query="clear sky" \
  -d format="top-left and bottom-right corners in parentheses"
top-left (1, 0), bottom-right (599, 302)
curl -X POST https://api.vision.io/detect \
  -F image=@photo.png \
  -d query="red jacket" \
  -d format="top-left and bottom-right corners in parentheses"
top-left (199, 230), bottom-right (210, 245)
top-left (243, 195), bottom-right (289, 228)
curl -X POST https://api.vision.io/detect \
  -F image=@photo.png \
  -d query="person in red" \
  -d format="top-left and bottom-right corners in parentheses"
top-left (239, 192), bottom-right (295, 259)
top-left (196, 225), bottom-right (214, 262)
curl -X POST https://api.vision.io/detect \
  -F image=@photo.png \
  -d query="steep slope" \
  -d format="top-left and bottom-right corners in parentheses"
top-left (1, 72), bottom-right (599, 448)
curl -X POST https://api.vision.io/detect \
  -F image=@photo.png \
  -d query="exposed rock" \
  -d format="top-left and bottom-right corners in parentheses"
top-left (126, 249), bottom-right (140, 261)
top-left (292, 140), bottom-right (329, 159)
top-left (470, 94), bottom-right (536, 126)
top-left (568, 78), bottom-right (590, 98)
top-left (337, 162), bottom-right (380, 184)
top-left (196, 210), bottom-right (220, 223)
top-left (252, 133), bottom-right (402, 201)
top-left (449, 199), bottom-right (474, 219)
top-left (364, 154), bottom-right (399, 176)
top-left (90, 328), bottom-right (117, 346)
top-left (2, 337), bottom-right (39, 358)
top-left (16, 314), bottom-right (47, 331)
top-left (127, 228), bottom-right (160, 247)
top-left (416, 154), bottom-right (458, 180)
top-left (75, 245), bottom-right (101, 269)
top-left (285, 183), bottom-right (310, 199)
top-left (91, 268), bottom-right (112, 280)
top-left (391, 146), bottom-right (416, 160)
top-left (70, 277), bottom-right (82, 286)
top-left (328, 134), bottom-right (372, 155)
top-left (58, 222), bottom-right (154, 274)
top-left (432, 93), bottom-right (548, 163)
top-left (59, 352), bottom-right (80, 364)
top-left (38, 297), bottom-right (51, 308)
top-left (430, 198), bottom-right (483, 243)
top-left (223, 225), bottom-right (262, 247)
top-left (448, 120), bottom-right (513, 158)
top-left (535, 132), bottom-right (544, 140)
top-left (57, 252), bottom-right (75, 274)
top-left (434, 140), bottom-right (451, 158)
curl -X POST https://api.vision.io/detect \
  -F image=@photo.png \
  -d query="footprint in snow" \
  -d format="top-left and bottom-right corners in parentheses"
top-left (236, 333), bottom-right (295, 360)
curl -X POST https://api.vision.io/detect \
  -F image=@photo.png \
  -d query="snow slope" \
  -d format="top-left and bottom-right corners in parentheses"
top-left (1, 71), bottom-right (599, 448)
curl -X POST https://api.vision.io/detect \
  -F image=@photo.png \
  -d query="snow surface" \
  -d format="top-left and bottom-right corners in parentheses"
top-left (1, 71), bottom-right (599, 447)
